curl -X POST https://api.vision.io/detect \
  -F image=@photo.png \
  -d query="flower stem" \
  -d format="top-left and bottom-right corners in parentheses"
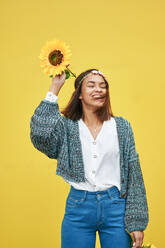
top-left (66, 65), bottom-right (76, 78)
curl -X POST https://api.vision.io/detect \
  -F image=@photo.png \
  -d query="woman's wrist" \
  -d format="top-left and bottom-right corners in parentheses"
top-left (49, 84), bottom-right (61, 96)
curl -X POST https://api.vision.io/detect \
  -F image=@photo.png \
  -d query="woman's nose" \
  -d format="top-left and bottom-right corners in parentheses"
top-left (94, 87), bottom-right (102, 92)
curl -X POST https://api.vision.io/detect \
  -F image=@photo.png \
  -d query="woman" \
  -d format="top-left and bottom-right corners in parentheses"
top-left (30, 69), bottom-right (149, 248)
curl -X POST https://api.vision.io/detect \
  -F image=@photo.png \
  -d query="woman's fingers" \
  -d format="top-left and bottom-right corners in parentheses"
top-left (131, 231), bottom-right (144, 248)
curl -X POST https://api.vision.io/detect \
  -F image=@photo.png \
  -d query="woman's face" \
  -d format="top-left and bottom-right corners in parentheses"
top-left (79, 73), bottom-right (107, 110)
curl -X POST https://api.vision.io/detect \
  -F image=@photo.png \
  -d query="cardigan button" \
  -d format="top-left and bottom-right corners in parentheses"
top-left (121, 178), bottom-right (124, 183)
top-left (93, 154), bottom-right (98, 158)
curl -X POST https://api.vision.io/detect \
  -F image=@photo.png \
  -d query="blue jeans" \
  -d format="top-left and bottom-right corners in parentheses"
top-left (61, 185), bottom-right (132, 248)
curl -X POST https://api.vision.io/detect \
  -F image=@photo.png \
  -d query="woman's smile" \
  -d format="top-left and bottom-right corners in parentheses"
top-left (94, 98), bottom-right (104, 102)
top-left (92, 95), bottom-right (105, 101)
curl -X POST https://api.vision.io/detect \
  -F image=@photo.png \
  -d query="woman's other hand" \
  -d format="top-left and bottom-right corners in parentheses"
top-left (130, 230), bottom-right (144, 248)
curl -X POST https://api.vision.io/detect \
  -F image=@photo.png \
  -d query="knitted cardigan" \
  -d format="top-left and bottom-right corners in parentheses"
top-left (30, 99), bottom-right (149, 233)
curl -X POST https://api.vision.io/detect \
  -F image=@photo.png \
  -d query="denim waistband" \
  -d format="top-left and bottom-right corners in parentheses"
top-left (69, 185), bottom-right (120, 199)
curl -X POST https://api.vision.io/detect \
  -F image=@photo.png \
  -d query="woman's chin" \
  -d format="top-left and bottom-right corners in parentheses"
top-left (92, 101), bottom-right (105, 109)
top-left (95, 99), bottom-right (105, 105)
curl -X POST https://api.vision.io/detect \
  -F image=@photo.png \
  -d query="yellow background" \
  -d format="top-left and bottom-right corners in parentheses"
top-left (0, 0), bottom-right (163, 247)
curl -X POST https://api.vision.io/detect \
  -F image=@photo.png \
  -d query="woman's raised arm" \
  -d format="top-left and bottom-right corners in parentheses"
top-left (30, 72), bottom-right (66, 159)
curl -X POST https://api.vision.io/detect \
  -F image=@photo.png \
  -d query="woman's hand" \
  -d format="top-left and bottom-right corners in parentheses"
top-left (130, 230), bottom-right (144, 248)
top-left (49, 71), bottom-right (66, 95)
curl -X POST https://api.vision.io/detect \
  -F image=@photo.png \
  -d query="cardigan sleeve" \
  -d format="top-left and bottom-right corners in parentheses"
top-left (30, 99), bottom-right (66, 159)
top-left (124, 122), bottom-right (149, 233)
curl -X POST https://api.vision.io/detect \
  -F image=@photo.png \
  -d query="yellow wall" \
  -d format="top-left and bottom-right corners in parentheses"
top-left (0, 0), bottom-right (163, 247)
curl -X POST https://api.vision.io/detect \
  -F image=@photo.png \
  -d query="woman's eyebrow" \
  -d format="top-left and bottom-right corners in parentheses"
top-left (87, 81), bottom-right (106, 84)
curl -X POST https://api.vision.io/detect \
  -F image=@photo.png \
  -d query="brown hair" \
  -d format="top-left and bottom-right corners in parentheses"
top-left (61, 68), bottom-right (114, 121)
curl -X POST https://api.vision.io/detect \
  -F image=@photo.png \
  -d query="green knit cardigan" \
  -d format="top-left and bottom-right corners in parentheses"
top-left (30, 99), bottom-right (149, 233)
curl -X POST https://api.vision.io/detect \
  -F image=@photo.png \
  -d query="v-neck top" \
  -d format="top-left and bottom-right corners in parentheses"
top-left (45, 91), bottom-right (121, 192)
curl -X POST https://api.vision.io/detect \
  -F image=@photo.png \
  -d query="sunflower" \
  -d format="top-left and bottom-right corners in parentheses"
top-left (39, 39), bottom-right (76, 79)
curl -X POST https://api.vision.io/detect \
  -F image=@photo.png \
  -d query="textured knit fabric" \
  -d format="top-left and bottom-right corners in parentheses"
top-left (30, 99), bottom-right (149, 233)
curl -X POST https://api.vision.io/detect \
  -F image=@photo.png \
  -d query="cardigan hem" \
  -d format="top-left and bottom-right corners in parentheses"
top-left (56, 169), bottom-right (87, 183)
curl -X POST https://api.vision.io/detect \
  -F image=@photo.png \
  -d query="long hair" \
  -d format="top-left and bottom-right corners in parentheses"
top-left (61, 68), bottom-right (114, 121)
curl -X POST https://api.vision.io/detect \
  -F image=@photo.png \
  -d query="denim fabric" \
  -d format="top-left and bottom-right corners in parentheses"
top-left (61, 185), bottom-right (132, 248)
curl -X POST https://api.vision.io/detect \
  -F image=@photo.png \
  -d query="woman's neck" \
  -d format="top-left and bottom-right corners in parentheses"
top-left (81, 109), bottom-right (103, 126)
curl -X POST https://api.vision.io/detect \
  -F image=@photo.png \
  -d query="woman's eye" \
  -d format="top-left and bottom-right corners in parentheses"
top-left (88, 85), bottom-right (106, 89)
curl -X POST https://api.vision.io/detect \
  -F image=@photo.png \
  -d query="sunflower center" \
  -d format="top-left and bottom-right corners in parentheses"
top-left (48, 50), bottom-right (63, 66)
